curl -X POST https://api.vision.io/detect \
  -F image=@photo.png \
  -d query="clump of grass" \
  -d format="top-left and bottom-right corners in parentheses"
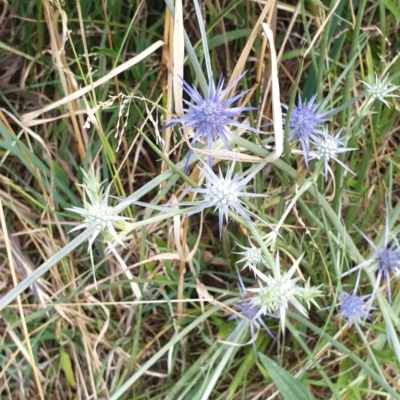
top-left (1, 1), bottom-right (400, 400)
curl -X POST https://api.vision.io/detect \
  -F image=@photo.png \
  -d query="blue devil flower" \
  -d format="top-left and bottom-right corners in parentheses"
top-left (282, 94), bottom-right (331, 167)
top-left (164, 72), bottom-right (261, 169)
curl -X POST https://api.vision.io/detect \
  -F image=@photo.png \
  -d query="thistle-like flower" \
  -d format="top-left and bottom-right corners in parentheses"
top-left (163, 72), bottom-right (260, 168)
top-left (247, 253), bottom-right (322, 330)
top-left (229, 269), bottom-right (275, 348)
top-left (66, 170), bottom-right (132, 270)
top-left (310, 128), bottom-right (357, 180)
top-left (341, 197), bottom-right (400, 303)
top-left (282, 94), bottom-right (331, 167)
top-left (361, 73), bottom-right (400, 108)
top-left (184, 160), bottom-right (268, 237)
top-left (303, 278), bottom-right (324, 309)
top-left (235, 237), bottom-right (266, 274)
top-left (337, 292), bottom-right (371, 325)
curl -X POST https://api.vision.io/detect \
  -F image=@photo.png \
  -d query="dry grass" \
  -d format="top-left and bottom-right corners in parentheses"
top-left (0, 0), bottom-right (400, 399)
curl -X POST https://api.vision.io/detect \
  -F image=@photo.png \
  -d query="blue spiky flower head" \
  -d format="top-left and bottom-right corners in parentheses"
top-left (341, 196), bottom-right (400, 303)
top-left (378, 242), bottom-right (400, 276)
top-left (338, 292), bottom-right (371, 325)
top-left (310, 128), bottom-right (357, 180)
top-left (164, 72), bottom-right (260, 167)
top-left (282, 94), bottom-right (331, 167)
top-left (184, 160), bottom-right (268, 237)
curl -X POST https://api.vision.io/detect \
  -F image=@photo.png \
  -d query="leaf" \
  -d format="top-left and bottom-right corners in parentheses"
top-left (206, 29), bottom-right (253, 51)
top-left (381, 0), bottom-right (400, 20)
top-left (258, 353), bottom-right (316, 400)
top-left (60, 349), bottom-right (76, 387)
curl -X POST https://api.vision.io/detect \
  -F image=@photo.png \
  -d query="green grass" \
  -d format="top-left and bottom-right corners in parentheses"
top-left (0, 0), bottom-right (400, 399)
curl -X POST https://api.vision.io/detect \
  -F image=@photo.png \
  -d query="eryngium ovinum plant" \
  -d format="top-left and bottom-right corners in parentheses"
top-left (55, 46), bottom-right (398, 367)
top-left (2, 7), bottom-right (400, 400)
top-left (61, 63), bottom-right (399, 364)
top-left (161, 66), bottom-right (334, 338)
top-left (63, 18), bottom-right (394, 355)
